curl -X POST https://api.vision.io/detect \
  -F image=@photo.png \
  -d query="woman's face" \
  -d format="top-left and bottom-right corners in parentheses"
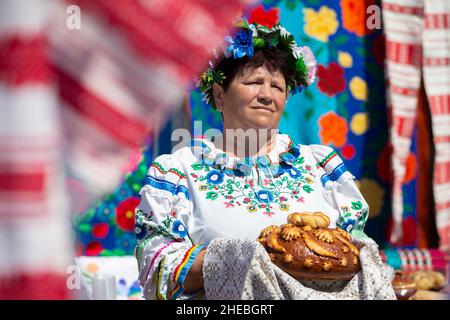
top-left (213, 64), bottom-right (287, 131)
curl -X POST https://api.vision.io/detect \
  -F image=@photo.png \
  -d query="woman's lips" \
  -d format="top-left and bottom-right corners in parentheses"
top-left (252, 106), bottom-right (275, 112)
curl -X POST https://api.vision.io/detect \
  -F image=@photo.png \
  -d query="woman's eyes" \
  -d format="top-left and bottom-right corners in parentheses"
top-left (245, 82), bottom-right (283, 92)
top-left (246, 81), bottom-right (262, 85)
top-left (273, 85), bottom-right (283, 92)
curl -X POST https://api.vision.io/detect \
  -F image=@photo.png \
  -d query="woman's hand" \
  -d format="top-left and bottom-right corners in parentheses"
top-left (183, 249), bottom-right (207, 293)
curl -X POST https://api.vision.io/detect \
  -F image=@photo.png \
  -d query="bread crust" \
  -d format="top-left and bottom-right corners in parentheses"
top-left (258, 212), bottom-right (361, 281)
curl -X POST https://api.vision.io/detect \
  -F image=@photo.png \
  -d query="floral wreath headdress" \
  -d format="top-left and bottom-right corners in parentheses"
top-left (197, 17), bottom-right (317, 110)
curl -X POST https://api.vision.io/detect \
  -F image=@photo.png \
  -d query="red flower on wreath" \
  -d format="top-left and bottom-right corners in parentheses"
top-left (248, 5), bottom-right (280, 29)
top-left (316, 62), bottom-right (346, 97)
top-left (115, 197), bottom-right (140, 231)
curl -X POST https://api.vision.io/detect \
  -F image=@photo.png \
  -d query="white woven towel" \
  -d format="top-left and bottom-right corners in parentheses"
top-left (202, 237), bottom-right (396, 300)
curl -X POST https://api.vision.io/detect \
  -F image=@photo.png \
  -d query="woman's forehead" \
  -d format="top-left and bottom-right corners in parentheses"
top-left (238, 64), bottom-right (284, 80)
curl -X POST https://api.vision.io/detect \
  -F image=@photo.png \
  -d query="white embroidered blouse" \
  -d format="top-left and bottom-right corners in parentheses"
top-left (134, 133), bottom-right (369, 300)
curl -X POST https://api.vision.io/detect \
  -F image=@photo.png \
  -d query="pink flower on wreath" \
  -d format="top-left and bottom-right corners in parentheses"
top-left (243, 198), bottom-right (251, 203)
top-left (297, 196), bottom-right (305, 203)
top-left (263, 211), bottom-right (275, 217)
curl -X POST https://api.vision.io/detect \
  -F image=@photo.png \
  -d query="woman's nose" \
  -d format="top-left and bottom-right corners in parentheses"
top-left (257, 83), bottom-right (272, 104)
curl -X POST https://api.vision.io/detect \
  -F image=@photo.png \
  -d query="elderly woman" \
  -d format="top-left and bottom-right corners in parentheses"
top-left (134, 20), bottom-right (369, 300)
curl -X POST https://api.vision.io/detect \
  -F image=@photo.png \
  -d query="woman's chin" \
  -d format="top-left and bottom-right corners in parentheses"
top-left (246, 118), bottom-right (276, 130)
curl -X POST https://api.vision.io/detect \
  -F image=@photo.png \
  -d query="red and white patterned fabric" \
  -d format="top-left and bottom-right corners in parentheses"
top-left (382, 0), bottom-right (450, 250)
top-left (0, 0), bottom-right (251, 299)
top-left (0, 0), bottom-right (73, 299)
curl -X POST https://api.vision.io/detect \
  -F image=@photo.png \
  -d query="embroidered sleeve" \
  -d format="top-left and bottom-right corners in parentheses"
top-left (134, 154), bottom-right (205, 300)
top-left (310, 145), bottom-right (369, 236)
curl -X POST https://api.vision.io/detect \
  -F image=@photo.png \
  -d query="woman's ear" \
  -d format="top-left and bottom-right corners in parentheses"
top-left (212, 83), bottom-right (225, 111)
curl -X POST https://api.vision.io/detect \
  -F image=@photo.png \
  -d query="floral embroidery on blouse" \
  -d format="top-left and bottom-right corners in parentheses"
top-left (190, 149), bottom-right (316, 216)
top-left (337, 200), bottom-right (368, 232)
top-left (135, 208), bottom-right (189, 242)
top-left (311, 145), bottom-right (369, 234)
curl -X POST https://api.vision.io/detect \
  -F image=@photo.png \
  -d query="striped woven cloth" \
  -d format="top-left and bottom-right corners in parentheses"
top-left (380, 248), bottom-right (449, 274)
top-left (0, 0), bottom-right (250, 299)
top-left (382, 0), bottom-right (450, 249)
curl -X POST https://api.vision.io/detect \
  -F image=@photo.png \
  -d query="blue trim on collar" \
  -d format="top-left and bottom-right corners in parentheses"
top-left (190, 138), bottom-right (301, 177)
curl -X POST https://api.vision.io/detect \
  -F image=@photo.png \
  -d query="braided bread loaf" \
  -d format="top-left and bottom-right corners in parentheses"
top-left (258, 212), bottom-right (361, 281)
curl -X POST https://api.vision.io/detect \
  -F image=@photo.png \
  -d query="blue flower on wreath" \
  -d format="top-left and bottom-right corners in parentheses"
top-left (172, 220), bottom-right (188, 239)
top-left (339, 218), bottom-right (357, 233)
top-left (225, 29), bottom-right (254, 59)
top-left (205, 170), bottom-right (224, 185)
top-left (290, 85), bottom-right (303, 95)
top-left (255, 190), bottom-right (274, 204)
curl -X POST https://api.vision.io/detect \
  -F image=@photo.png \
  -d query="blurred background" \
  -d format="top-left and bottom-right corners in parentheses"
top-left (0, 0), bottom-right (448, 299)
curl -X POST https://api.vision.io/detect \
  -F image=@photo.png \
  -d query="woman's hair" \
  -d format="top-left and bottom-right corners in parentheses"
top-left (214, 47), bottom-right (296, 93)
